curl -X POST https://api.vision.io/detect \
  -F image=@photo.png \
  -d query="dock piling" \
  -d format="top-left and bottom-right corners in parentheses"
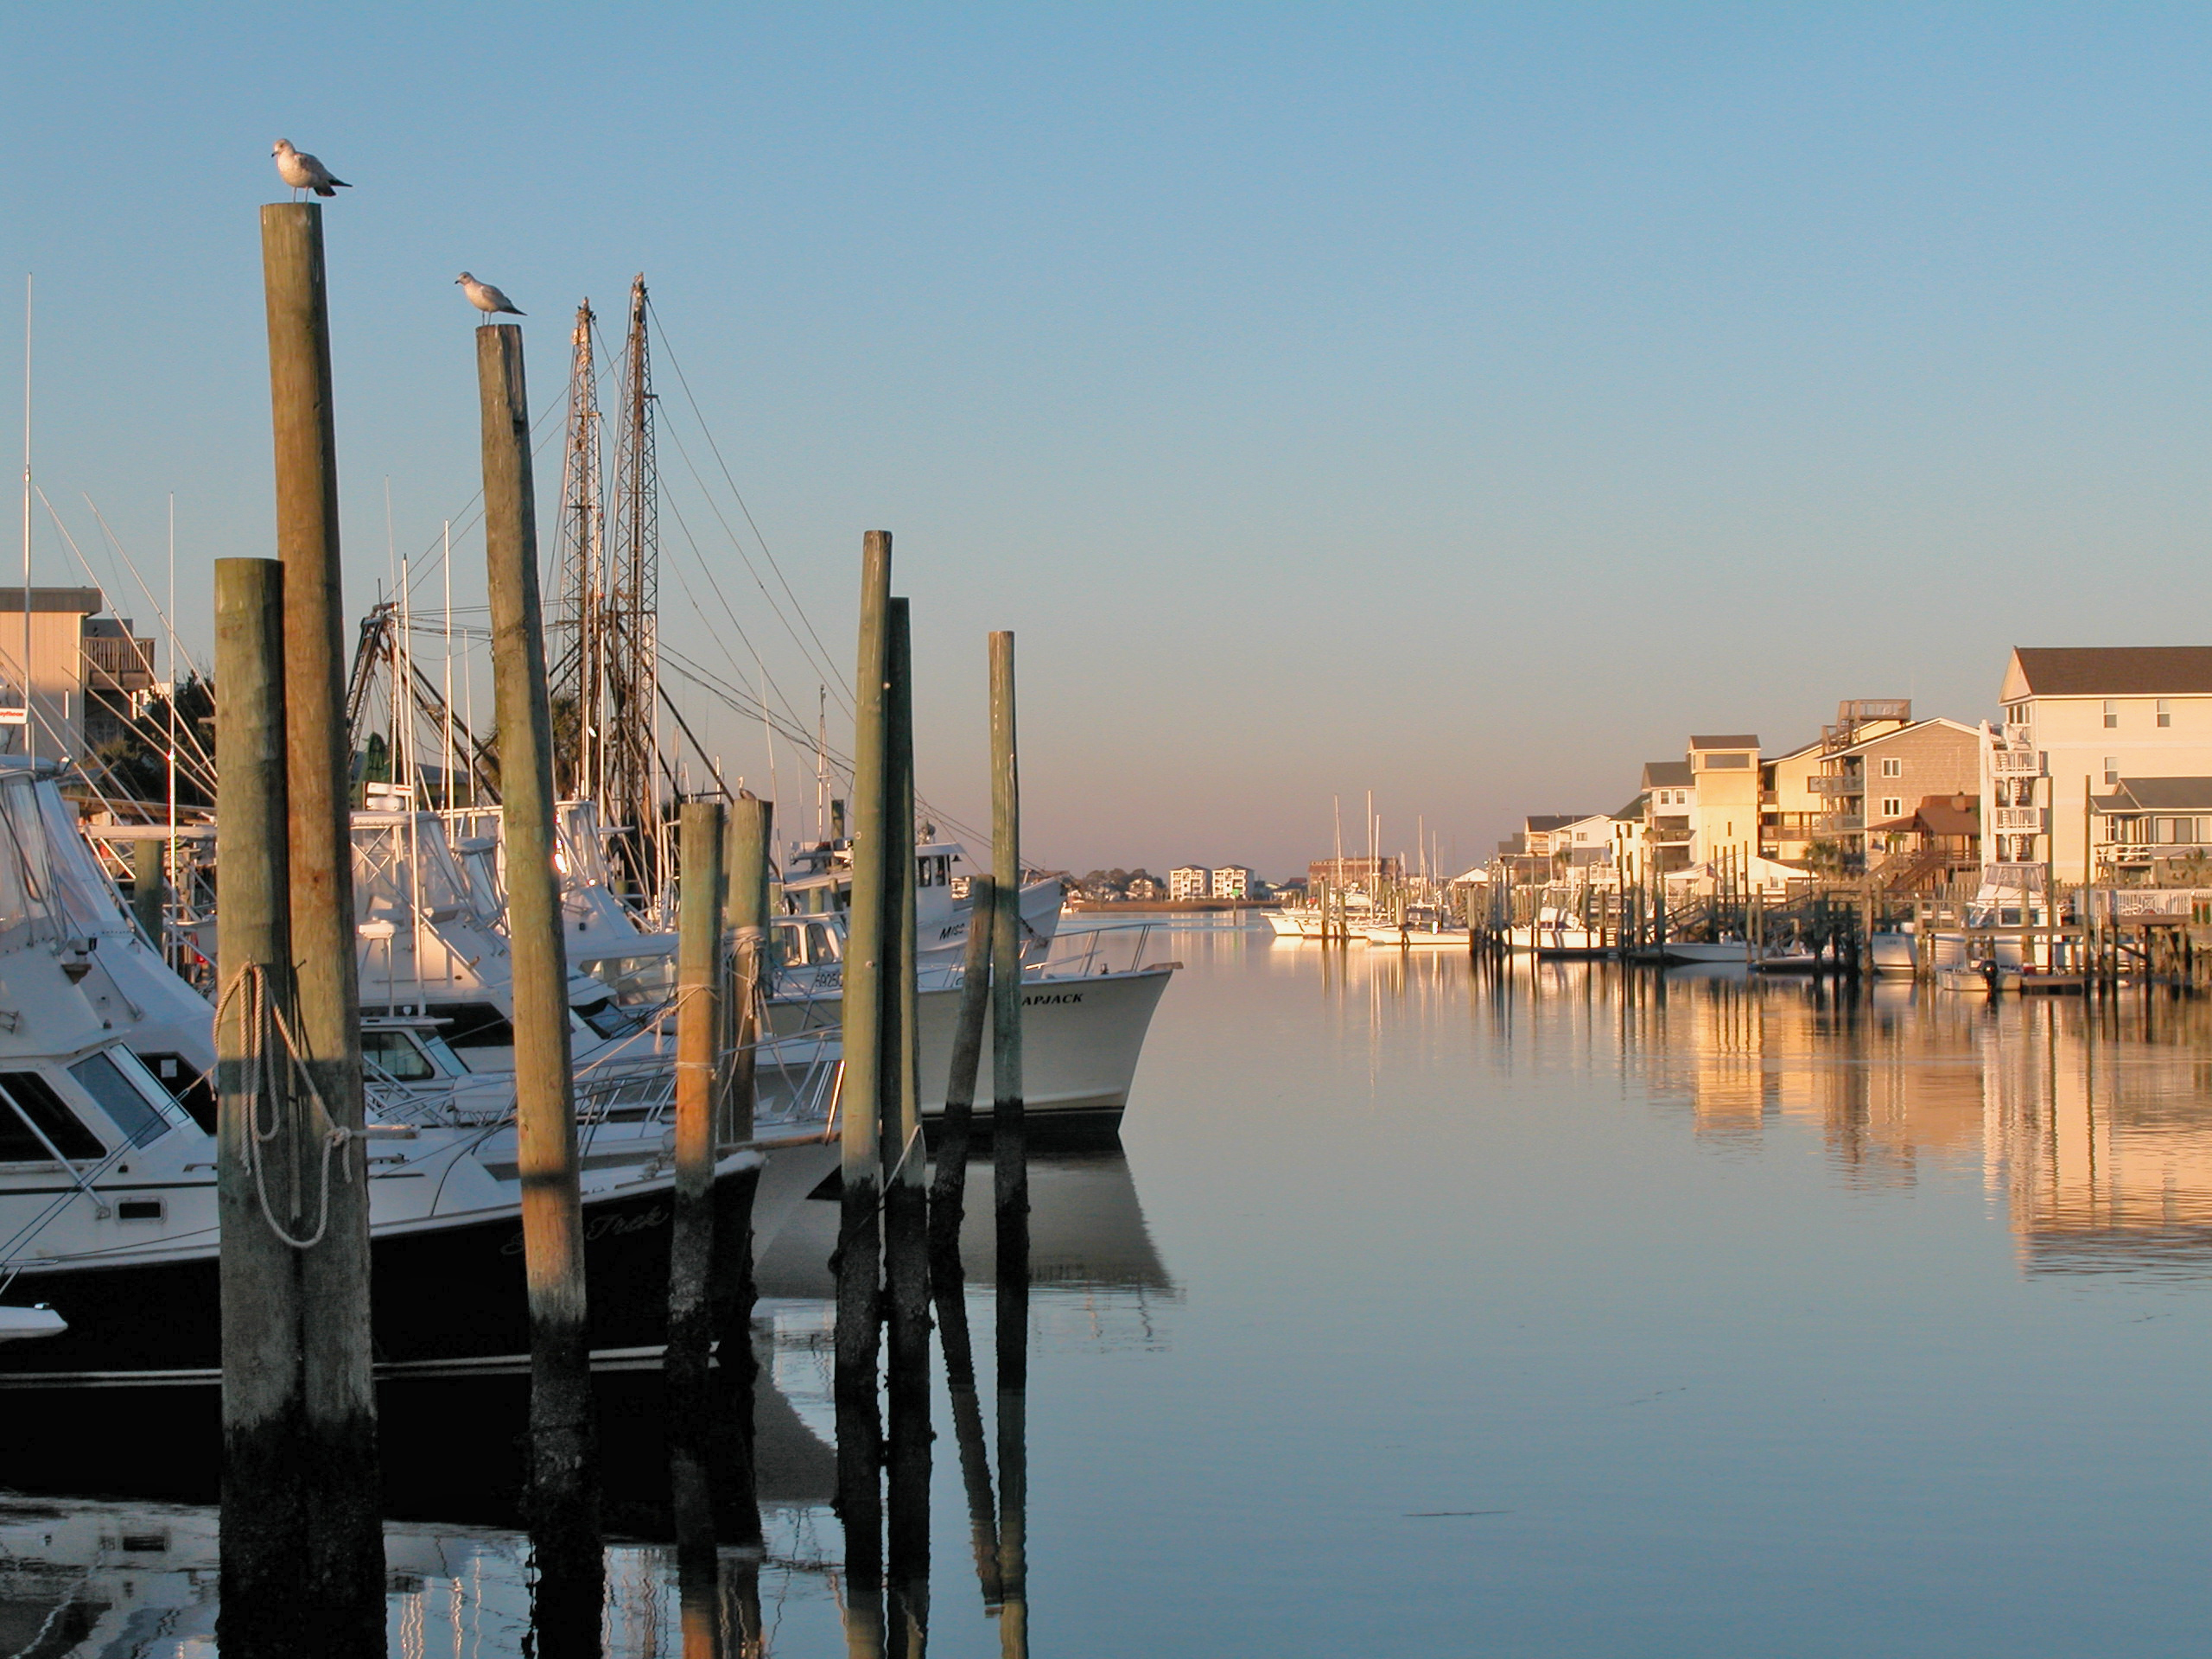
top-left (836, 531), bottom-right (893, 1599)
top-left (260, 198), bottom-right (384, 1649)
top-left (478, 319), bottom-right (601, 1633)
top-left (213, 556), bottom-right (309, 1658)
top-left (668, 800), bottom-right (727, 1389)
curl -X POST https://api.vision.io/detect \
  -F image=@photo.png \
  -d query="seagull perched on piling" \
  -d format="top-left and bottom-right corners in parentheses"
top-left (455, 273), bottom-right (525, 317)
top-left (271, 139), bottom-right (350, 199)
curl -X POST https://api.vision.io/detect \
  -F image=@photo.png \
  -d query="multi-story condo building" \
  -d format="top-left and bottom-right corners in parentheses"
top-left (1987, 647), bottom-right (2212, 880)
top-left (1169, 865), bottom-right (1211, 901)
top-left (1638, 760), bottom-right (1694, 873)
top-left (1211, 865), bottom-right (1255, 899)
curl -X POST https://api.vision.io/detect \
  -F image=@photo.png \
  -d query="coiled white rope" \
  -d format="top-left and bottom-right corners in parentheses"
top-left (215, 963), bottom-right (359, 1251)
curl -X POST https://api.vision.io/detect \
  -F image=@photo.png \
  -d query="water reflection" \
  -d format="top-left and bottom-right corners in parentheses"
top-left (1293, 933), bottom-right (2212, 1286)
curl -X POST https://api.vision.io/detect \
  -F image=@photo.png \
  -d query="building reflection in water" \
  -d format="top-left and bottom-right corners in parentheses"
top-left (1424, 949), bottom-right (2212, 1282)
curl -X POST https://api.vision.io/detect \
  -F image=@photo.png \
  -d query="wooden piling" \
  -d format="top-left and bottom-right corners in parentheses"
top-left (478, 320), bottom-right (601, 1622)
top-left (836, 531), bottom-right (893, 1589)
top-left (884, 598), bottom-right (932, 1618)
top-left (258, 201), bottom-right (383, 1643)
top-left (989, 632), bottom-right (1028, 1384)
top-left (929, 875), bottom-right (996, 1261)
top-left (668, 800), bottom-right (727, 1388)
top-left (130, 838), bottom-right (164, 951)
top-left (213, 556), bottom-right (309, 1658)
top-left (714, 792), bottom-right (772, 1554)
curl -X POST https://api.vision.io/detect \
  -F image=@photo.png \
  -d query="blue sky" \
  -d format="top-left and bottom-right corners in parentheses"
top-left (3, 6), bottom-right (2207, 875)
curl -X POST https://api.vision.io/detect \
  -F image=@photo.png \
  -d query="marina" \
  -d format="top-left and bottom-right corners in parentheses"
top-left (10, 924), bottom-right (2212, 1653)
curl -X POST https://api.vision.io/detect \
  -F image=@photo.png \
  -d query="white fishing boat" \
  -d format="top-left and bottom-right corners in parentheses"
top-left (769, 913), bottom-right (1174, 1141)
top-left (1360, 903), bottom-right (1470, 949)
top-left (1508, 906), bottom-right (1611, 957)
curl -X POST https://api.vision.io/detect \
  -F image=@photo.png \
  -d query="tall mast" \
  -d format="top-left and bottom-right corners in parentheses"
top-left (548, 300), bottom-right (603, 802)
top-left (604, 274), bottom-right (661, 901)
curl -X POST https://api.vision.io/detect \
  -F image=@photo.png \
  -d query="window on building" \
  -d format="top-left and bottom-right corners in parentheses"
top-left (2104, 757), bottom-right (2120, 785)
top-left (1880, 758), bottom-right (1901, 778)
top-left (2158, 699), bottom-right (2172, 728)
top-left (2104, 700), bottom-right (2119, 728)
top-left (1881, 798), bottom-right (1903, 819)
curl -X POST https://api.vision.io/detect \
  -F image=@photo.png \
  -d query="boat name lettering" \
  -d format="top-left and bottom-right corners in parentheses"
top-left (1022, 992), bottom-right (1082, 1006)
top-left (499, 1205), bottom-right (669, 1256)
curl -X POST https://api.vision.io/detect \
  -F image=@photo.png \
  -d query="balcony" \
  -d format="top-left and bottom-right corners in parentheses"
top-left (1990, 749), bottom-right (2039, 776)
top-left (81, 633), bottom-right (155, 694)
top-left (1993, 806), bottom-right (2045, 834)
top-left (2005, 722), bottom-right (2033, 747)
top-left (1807, 773), bottom-right (1863, 797)
top-left (1815, 814), bottom-right (1865, 834)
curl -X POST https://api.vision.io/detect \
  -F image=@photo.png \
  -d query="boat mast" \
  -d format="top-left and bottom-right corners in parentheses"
top-left (549, 300), bottom-right (604, 804)
top-left (604, 275), bottom-right (662, 905)
top-left (19, 276), bottom-right (29, 762)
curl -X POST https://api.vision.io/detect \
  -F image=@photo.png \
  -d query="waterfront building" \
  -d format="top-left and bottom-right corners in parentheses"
top-left (1986, 647), bottom-right (2212, 880)
top-left (1637, 760), bottom-right (1695, 873)
top-left (1169, 865), bottom-right (1210, 901)
top-left (1686, 734), bottom-right (1761, 873)
top-left (1211, 865), bottom-right (1255, 899)
top-left (0, 589), bottom-right (156, 760)
top-left (1805, 707), bottom-right (1980, 874)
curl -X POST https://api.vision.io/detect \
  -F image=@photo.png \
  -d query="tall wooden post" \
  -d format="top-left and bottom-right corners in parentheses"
top-left (259, 201), bottom-right (382, 1643)
top-left (668, 801), bottom-right (727, 1384)
top-left (929, 875), bottom-right (996, 1261)
top-left (884, 599), bottom-right (931, 1633)
top-left (715, 792), bottom-right (772, 1553)
top-left (927, 871), bottom-right (1001, 1604)
top-left (213, 557), bottom-right (309, 1658)
top-left (130, 838), bottom-right (164, 951)
top-left (478, 321), bottom-right (602, 1624)
top-left (988, 630), bottom-right (1030, 1655)
top-left (836, 531), bottom-right (893, 1606)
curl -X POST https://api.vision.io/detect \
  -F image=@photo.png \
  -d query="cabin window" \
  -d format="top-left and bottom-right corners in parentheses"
top-left (574, 998), bottom-right (643, 1040)
top-left (2158, 699), bottom-right (2172, 728)
top-left (136, 1052), bottom-right (216, 1133)
top-left (0, 1071), bottom-right (105, 1161)
top-left (2104, 700), bottom-right (2119, 728)
top-left (361, 1029), bottom-right (438, 1082)
top-left (428, 1004), bottom-right (516, 1051)
top-left (117, 1198), bottom-right (163, 1222)
top-left (68, 1053), bottom-right (178, 1148)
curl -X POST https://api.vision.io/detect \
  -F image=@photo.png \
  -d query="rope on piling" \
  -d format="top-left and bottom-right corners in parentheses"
top-left (216, 963), bottom-right (359, 1251)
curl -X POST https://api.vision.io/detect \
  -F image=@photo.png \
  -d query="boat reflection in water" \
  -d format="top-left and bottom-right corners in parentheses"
top-left (0, 1147), bottom-right (1173, 1654)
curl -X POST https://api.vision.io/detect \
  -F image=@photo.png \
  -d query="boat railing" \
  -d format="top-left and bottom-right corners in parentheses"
top-left (1028, 921), bottom-right (1167, 979)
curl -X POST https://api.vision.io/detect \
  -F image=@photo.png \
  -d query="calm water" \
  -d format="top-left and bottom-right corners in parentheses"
top-left (17, 922), bottom-right (2212, 1655)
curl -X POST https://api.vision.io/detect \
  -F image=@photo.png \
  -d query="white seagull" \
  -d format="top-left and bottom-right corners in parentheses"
top-left (455, 273), bottom-right (525, 317)
top-left (271, 139), bottom-right (350, 200)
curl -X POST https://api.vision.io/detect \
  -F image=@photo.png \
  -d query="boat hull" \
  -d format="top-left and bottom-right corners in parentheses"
top-left (0, 1141), bottom-right (838, 1385)
top-left (770, 967), bottom-right (1173, 1142)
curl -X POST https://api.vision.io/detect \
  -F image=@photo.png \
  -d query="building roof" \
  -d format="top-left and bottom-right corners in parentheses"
top-left (2007, 646), bottom-right (2212, 699)
top-left (1870, 793), bottom-right (1980, 836)
top-left (0, 588), bottom-right (102, 614)
top-left (1523, 814), bottom-right (1578, 832)
top-left (1823, 715), bottom-right (1981, 759)
top-left (2089, 777), bottom-right (2212, 813)
top-left (1688, 734), bottom-right (1759, 750)
top-left (1641, 760), bottom-right (1693, 788)
top-left (1612, 793), bottom-right (1648, 821)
